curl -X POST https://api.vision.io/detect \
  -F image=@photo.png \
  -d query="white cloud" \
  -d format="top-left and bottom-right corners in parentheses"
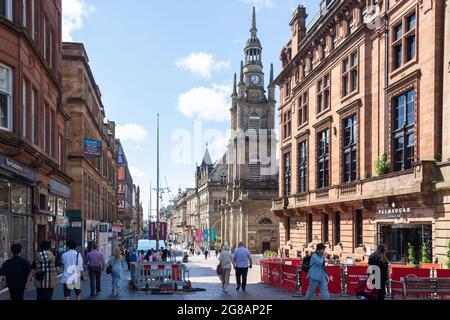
top-left (62, 0), bottom-right (95, 41)
top-left (176, 84), bottom-right (232, 122)
top-left (175, 53), bottom-right (230, 80)
top-left (116, 124), bottom-right (148, 143)
top-left (129, 166), bottom-right (148, 179)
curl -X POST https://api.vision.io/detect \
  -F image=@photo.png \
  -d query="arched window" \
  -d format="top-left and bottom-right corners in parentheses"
top-left (250, 156), bottom-right (261, 182)
top-left (258, 217), bottom-right (273, 225)
top-left (249, 112), bottom-right (260, 131)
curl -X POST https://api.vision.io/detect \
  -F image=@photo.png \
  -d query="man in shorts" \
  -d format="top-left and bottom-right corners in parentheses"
top-left (61, 240), bottom-right (84, 300)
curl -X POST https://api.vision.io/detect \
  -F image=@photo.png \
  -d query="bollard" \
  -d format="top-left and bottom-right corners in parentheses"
top-left (340, 264), bottom-right (349, 297)
top-left (292, 267), bottom-right (302, 298)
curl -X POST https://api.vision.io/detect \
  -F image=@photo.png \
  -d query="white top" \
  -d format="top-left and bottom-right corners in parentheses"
top-left (219, 251), bottom-right (233, 269)
top-left (61, 250), bottom-right (83, 284)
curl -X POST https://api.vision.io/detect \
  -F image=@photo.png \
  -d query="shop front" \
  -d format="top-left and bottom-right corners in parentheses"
top-left (47, 179), bottom-right (71, 255)
top-left (0, 155), bottom-right (36, 271)
top-left (85, 219), bottom-right (100, 252)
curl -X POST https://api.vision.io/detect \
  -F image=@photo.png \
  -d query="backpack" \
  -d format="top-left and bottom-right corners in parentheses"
top-left (301, 252), bottom-right (316, 273)
top-left (355, 278), bottom-right (379, 300)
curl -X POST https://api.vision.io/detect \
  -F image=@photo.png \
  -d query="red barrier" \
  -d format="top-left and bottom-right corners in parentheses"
top-left (281, 264), bottom-right (299, 293)
top-left (301, 265), bottom-right (342, 295)
top-left (261, 261), bottom-right (270, 284)
top-left (436, 269), bottom-right (450, 277)
top-left (391, 268), bottom-right (431, 296)
top-left (346, 266), bottom-right (368, 294)
top-left (268, 263), bottom-right (282, 287)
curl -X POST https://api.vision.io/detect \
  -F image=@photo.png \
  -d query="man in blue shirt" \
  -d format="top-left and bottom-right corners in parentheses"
top-left (232, 242), bottom-right (253, 292)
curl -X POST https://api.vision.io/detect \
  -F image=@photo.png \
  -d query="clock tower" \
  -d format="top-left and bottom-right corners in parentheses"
top-left (222, 7), bottom-right (279, 254)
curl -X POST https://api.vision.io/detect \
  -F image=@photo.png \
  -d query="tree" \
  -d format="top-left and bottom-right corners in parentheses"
top-left (421, 243), bottom-right (431, 264)
top-left (408, 242), bottom-right (418, 267)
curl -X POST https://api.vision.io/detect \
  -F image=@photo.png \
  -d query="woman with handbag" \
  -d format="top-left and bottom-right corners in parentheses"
top-left (368, 245), bottom-right (389, 300)
top-left (31, 241), bottom-right (59, 300)
top-left (109, 247), bottom-right (125, 296)
top-left (218, 244), bottom-right (233, 293)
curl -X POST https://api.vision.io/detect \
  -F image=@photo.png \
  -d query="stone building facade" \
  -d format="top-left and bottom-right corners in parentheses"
top-left (273, 0), bottom-right (450, 265)
top-left (0, 0), bottom-right (72, 266)
top-left (221, 8), bottom-right (279, 254)
top-left (62, 42), bottom-right (117, 255)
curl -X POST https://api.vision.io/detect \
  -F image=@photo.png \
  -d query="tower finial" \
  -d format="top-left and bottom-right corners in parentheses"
top-left (233, 73), bottom-right (237, 94)
top-left (270, 63), bottom-right (274, 84)
top-left (251, 6), bottom-right (257, 36)
top-left (239, 61), bottom-right (244, 83)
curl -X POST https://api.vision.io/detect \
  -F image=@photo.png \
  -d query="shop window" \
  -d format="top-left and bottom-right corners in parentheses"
top-left (39, 194), bottom-right (47, 211)
top-left (392, 89), bottom-right (415, 171)
top-left (307, 214), bottom-right (313, 243)
top-left (283, 152), bottom-right (291, 196)
top-left (334, 212), bottom-right (341, 244)
top-left (11, 183), bottom-right (29, 215)
top-left (0, 179), bottom-right (10, 211)
top-left (323, 213), bottom-right (329, 243)
top-left (355, 210), bottom-right (363, 247)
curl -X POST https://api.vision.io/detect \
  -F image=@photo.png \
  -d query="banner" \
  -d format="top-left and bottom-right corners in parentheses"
top-left (159, 222), bottom-right (167, 240)
top-left (84, 139), bottom-right (102, 157)
top-left (268, 263), bottom-right (282, 287)
top-left (281, 264), bottom-right (298, 293)
top-left (149, 222), bottom-right (156, 240)
top-left (301, 265), bottom-right (342, 295)
top-left (346, 266), bottom-right (369, 294)
top-left (210, 229), bottom-right (216, 241)
top-left (204, 229), bottom-right (209, 242)
top-left (391, 267), bottom-right (430, 296)
top-left (195, 230), bottom-right (200, 242)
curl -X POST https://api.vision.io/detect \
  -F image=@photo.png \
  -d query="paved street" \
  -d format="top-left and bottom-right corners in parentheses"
top-left (0, 253), bottom-right (330, 301)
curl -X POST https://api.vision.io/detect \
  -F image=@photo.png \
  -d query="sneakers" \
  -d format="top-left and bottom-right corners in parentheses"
top-left (236, 286), bottom-right (240, 291)
top-left (224, 288), bottom-right (228, 293)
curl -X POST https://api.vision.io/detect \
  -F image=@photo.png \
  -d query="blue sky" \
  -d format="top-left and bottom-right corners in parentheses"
top-left (62, 0), bottom-right (320, 221)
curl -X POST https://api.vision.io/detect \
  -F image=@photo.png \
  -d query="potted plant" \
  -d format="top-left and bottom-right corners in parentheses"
top-left (407, 242), bottom-right (418, 267)
top-left (421, 243), bottom-right (431, 264)
top-left (375, 154), bottom-right (389, 176)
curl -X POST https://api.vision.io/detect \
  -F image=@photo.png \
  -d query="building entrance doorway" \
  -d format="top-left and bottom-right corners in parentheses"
top-left (378, 224), bottom-right (432, 263)
top-left (262, 241), bottom-right (270, 253)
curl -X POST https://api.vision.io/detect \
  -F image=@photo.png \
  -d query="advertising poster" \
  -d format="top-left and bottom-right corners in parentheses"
top-left (83, 139), bottom-right (102, 157)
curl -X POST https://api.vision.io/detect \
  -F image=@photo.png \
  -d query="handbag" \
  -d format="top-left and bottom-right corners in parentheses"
top-left (216, 263), bottom-right (223, 275)
top-left (356, 277), bottom-right (379, 300)
top-left (106, 263), bottom-right (112, 274)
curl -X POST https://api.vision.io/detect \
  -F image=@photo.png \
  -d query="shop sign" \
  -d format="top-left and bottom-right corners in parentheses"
top-left (84, 139), bottom-right (102, 157)
top-left (5, 158), bottom-right (24, 172)
top-left (71, 221), bottom-right (82, 228)
top-left (99, 224), bottom-right (109, 233)
top-left (0, 155), bottom-right (37, 182)
top-left (377, 207), bottom-right (411, 219)
top-left (55, 216), bottom-right (70, 228)
top-left (49, 179), bottom-right (70, 198)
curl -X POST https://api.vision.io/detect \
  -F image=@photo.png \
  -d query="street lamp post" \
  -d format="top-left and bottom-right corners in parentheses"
top-left (156, 114), bottom-right (160, 245)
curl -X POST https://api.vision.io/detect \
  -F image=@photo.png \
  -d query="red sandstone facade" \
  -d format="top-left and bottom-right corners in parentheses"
top-left (0, 0), bottom-right (71, 265)
top-left (273, 0), bottom-right (450, 265)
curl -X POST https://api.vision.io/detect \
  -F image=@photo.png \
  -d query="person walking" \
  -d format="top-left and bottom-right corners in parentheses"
top-left (161, 247), bottom-right (168, 262)
top-left (0, 244), bottom-right (31, 301)
top-left (124, 249), bottom-right (131, 271)
top-left (109, 247), bottom-right (126, 296)
top-left (61, 240), bottom-right (84, 300)
top-left (305, 243), bottom-right (330, 300)
top-left (31, 241), bottom-right (59, 300)
top-left (368, 244), bottom-right (389, 301)
top-left (218, 244), bottom-right (233, 293)
top-left (204, 248), bottom-right (209, 260)
top-left (233, 241), bottom-right (252, 292)
top-left (130, 249), bottom-right (138, 263)
top-left (85, 243), bottom-right (105, 297)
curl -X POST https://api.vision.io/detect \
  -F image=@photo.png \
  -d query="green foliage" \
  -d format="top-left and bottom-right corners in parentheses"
top-left (375, 154), bottom-right (389, 176)
top-left (263, 250), bottom-right (278, 258)
top-left (447, 241), bottom-right (450, 269)
top-left (421, 243), bottom-right (431, 264)
top-left (408, 242), bottom-right (418, 267)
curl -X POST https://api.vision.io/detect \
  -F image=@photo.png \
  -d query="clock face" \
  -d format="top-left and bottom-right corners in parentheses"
top-left (250, 74), bottom-right (261, 85)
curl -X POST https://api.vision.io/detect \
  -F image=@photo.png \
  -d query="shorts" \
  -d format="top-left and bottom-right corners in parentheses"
top-left (63, 284), bottom-right (81, 297)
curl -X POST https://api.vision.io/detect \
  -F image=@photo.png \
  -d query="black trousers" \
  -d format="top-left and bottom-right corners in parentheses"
top-left (88, 266), bottom-right (102, 294)
top-left (235, 268), bottom-right (249, 289)
top-left (36, 288), bottom-right (54, 300)
top-left (8, 286), bottom-right (25, 301)
top-left (377, 283), bottom-right (387, 301)
top-left (126, 259), bottom-right (131, 270)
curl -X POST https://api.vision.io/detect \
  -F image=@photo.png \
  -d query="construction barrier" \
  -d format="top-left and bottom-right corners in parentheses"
top-left (132, 262), bottom-right (188, 290)
top-left (268, 262), bottom-right (283, 287)
top-left (300, 265), bottom-right (342, 295)
top-left (346, 265), bottom-right (369, 294)
top-left (281, 264), bottom-right (300, 293)
top-left (390, 267), bottom-right (431, 297)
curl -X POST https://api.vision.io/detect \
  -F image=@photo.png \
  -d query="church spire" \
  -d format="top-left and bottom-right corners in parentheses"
top-left (269, 63), bottom-right (274, 84)
top-left (232, 73), bottom-right (237, 96)
top-left (250, 6), bottom-right (257, 37)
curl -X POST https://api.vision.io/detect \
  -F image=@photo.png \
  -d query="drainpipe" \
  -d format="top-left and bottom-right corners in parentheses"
top-left (384, 0), bottom-right (390, 156)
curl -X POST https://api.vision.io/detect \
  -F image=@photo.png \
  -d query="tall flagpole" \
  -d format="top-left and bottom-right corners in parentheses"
top-left (156, 114), bottom-right (160, 245)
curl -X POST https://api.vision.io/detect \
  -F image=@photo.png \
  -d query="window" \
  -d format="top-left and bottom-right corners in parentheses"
top-left (22, 0), bottom-right (27, 26)
top-left (355, 210), bottom-right (363, 247)
top-left (31, 88), bottom-right (36, 143)
top-left (0, 179), bottom-right (10, 211)
top-left (347, 17), bottom-right (354, 35)
top-left (259, 217), bottom-right (273, 225)
top-left (393, 89), bottom-right (415, 171)
top-left (286, 217), bottom-right (291, 241)
top-left (298, 92), bottom-right (308, 126)
top-left (343, 114), bottom-right (358, 182)
top-left (220, 174), bottom-right (227, 184)
top-left (307, 214), bottom-right (313, 243)
top-left (0, 64), bottom-right (12, 131)
top-left (317, 74), bottom-right (330, 113)
top-left (286, 78), bottom-right (291, 97)
top-left (250, 158), bottom-right (261, 182)
top-left (342, 51), bottom-right (358, 96)
top-left (0, 0), bottom-right (12, 20)
top-left (360, 5), bottom-right (366, 24)
top-left (323, 213), bottom-right (329, 243)
top-left (392, 12), bottom-right (416, 70)
top-left (22, 79), bottom-right (28, 137)
top-left (282, 111), bottom-right (292, 139)
top-left (317, 129), bottom-right (330, 189)
top-left (297, 141), bottom-right (308, 193)
top-left (283, 152), bottom-right (291, 196)
top-left (334, 212), bottom-right (341, 244)
top-left (249, 113), bottom-right (260, 131)
top-left (39, 194), bottom-right (47, 211)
